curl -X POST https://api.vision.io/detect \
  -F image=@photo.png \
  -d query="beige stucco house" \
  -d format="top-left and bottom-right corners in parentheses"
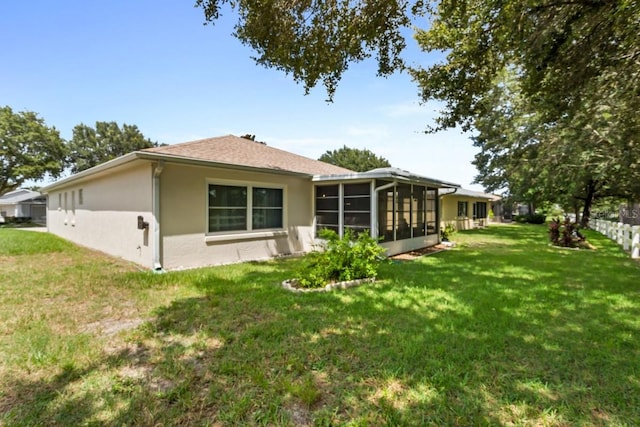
top-left (440, 188), bottom-right (500, 231)
top-left (43, 135), bottom-right (458, 270)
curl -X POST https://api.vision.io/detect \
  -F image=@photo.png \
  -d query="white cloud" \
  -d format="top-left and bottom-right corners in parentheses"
top-left (345, 125), bottom-right (390, 138)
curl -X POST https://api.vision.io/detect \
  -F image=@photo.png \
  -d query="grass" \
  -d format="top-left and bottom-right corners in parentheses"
top-left (1, 225), bottom-right (639, 426)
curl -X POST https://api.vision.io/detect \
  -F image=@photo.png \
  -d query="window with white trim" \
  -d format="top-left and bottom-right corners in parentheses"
top-left (207, 183), bottom-right (283, 233)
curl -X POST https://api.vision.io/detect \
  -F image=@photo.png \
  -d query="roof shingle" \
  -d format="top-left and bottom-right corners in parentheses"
top-left (142, 135), bottom-right (353, 176)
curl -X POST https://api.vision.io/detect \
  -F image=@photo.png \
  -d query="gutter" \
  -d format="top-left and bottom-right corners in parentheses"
top-left (152, 161), bottom-right (165, 272)
top-left (438, 187), bottom-right (458, 197)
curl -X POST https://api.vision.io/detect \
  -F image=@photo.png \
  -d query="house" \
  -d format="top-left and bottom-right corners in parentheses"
top-left (440, 188), bottom-right (501, 231)
top-left (42, 135), bottom-right (459, 270)
top-left (0, 189), bottom-right (47, 224)
top-left (620, 202), bottom-right (640, 226)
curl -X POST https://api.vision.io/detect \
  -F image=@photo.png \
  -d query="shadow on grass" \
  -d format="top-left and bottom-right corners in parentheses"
top-left (2, 225), bottom-right (639, 425)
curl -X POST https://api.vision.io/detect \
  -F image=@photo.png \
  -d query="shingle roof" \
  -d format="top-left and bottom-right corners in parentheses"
top-left (142, 135), bottom-right (353, 176)
top-left (440, 187), bottom-right (501, 200)
top-left (0, 189), bottom-right (44, 204)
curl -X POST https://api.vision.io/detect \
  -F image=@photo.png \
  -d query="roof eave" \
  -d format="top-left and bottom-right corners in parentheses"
top-left (135, 151), bottom-right (320, 177)
top-left (41, 152), bottom-right (141, 193)
top-left (42, 151), bottom-right (329, 193)
top-left (312, 171), bottom-right (460, 188)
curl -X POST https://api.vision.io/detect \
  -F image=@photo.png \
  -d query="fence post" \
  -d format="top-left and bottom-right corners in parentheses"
top-left (633, 226), bottom-right (640, 259)
top-left (623, 224), bottom-right (631, 251)
top-left (617, 222), bottom-right (625, 246)
top-left (607, 222), bottom-right (618, 240)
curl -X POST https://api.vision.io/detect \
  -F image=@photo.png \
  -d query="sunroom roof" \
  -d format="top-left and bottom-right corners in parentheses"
top-left (312, 167), bottom-right (460, 188)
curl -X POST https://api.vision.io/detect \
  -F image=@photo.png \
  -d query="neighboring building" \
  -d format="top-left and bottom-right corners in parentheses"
top-left (42, 135), bottom-right (459, 270)
top-left (0, 189), bottom-right (47, 224)
top-left (620, 202), bottom-right (640, 226)
top-left (440, 188), bottom-right (501, 231)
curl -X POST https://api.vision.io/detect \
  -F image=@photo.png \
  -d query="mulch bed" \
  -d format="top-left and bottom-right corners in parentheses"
top-left (390, 243), bottom-right (450, 261)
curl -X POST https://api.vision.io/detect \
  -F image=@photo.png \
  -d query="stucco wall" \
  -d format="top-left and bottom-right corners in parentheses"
top-left (381, 234), bottom-right (439, 256)
top-left (441, 196), bottom-right (490, 231)
top-left (47, 162), bottom-right (154, 267)
top-left (159, 163), bottom-right (314, 270)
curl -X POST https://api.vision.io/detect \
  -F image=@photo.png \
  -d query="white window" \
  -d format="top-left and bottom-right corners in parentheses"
top-left (207, 183), bottom-right (284, 233)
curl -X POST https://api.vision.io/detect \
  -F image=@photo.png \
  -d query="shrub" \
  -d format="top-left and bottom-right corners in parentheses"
top-left (514, 213), bottom-right (546, 224)
top-left (513, 215), bottom-right (528, 224)
top-left (548, 217), bottom-right (585, 247)
top-left (526, 213), bottom-right (547, 224)
top-left (294, 228), bottom-right (386, 288)
top-left (441, 223), bottom-right (457, 241)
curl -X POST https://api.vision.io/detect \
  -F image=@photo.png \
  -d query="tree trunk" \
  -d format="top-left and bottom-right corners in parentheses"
top-left (580, 180), bottom-right (596, 228)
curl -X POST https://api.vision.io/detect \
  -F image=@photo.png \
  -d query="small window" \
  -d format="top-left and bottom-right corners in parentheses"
top-left (64, 192), bottom-right (68, 212)
top-left (457, 201), bottom-right (468, 217)
top-left (58, 193), bottom-right (62, 209)
top-left (78, 189), bottom-right (83, 205)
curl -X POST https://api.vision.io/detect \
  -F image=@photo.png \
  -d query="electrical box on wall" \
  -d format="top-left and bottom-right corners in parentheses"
top-left (137, 215), bottom-right (149, 230)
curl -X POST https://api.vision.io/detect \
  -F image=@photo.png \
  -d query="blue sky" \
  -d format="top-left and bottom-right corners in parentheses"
top-left (1, 1), bottom-right (483, 190)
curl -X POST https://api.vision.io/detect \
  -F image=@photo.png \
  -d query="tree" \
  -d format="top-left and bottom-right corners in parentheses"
top-left (318, 145), bottom-right (390, 172)
top-left (471, 69), bottom-right (640, 226)
top-left (196, 0), bottom-right (411, 100)
top-left (195, 0), bottom-right (640, 223)
top-left (0, 106), bottom-right (67, 196)
top-left (67, 121), bottom-right (158, 173)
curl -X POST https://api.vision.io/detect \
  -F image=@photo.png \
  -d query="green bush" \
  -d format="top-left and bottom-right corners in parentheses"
top-left (525, 213), bottom-right (546, 224)
top-left (441, 223), bottom-right (457, 241)
top-left (294, 228), bottom-right (386, 288)
top-left (514, 213), bottom-right (546, 224)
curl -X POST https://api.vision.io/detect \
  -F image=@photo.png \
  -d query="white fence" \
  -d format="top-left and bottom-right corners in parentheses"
top-left (591, 219), bottom-right (640, 259)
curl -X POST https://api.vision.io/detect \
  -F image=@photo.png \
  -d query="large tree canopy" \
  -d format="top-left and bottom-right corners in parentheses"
top-left (195, 0), bottom-right (640, 222)
top-left (0, 106), bottom-right (67, 196)
top-left (319, 145), bottom-right (391, 172)
top-left (196, 0), bottom-right (413, 100)
top-left (68, 121), bottom-right (158, 173)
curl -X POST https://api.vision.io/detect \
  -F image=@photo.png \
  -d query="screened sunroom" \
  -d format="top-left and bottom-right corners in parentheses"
top-left (312, 168), bottom-right (459, 256)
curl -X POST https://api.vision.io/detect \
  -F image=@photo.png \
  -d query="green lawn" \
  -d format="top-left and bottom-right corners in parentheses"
top-left (1, 225), bottom-right (639, 426)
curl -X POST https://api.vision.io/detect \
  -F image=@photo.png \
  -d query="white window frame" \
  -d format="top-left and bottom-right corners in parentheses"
top-left (204, 178), bottom-right (287, 242)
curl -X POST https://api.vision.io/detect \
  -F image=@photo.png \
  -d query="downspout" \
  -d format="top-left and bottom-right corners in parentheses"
top-left (152, 161), bottom-right (165, 272)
